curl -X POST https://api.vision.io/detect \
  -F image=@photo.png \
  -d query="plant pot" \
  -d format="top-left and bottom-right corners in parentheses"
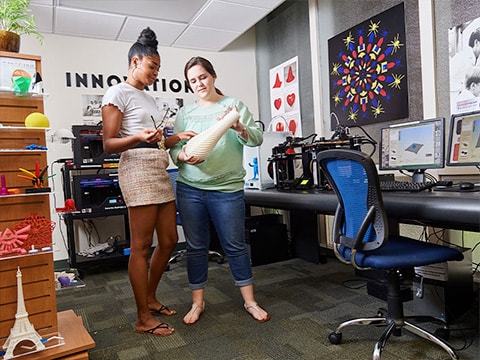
top-left (0, 30), bottom-right (20, 52)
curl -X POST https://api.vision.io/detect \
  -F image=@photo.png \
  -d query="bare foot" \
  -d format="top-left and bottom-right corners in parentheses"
top-left (244, 302), bottom-right (271, 322)
top-left (135, 321), bottom-right (174, 336)
top-left (182, 302), bottom-right (205, 325)
top-left (149, 304), bottom-right (176, 316)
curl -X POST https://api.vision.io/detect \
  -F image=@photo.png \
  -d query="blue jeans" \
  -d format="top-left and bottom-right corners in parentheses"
top-left (176, 182), bottom-right (253, 290)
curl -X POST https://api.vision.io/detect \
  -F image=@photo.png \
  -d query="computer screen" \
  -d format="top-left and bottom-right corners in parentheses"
top-left (447, 111), bottom-right (480, 166)
top-left (379, 117), bottom-right (445, 182)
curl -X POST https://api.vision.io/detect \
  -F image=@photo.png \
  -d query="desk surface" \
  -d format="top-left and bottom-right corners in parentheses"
top-left (245, 188), bottom-right (480, 232)
top-left (0, 310), bottom-right (95, 360)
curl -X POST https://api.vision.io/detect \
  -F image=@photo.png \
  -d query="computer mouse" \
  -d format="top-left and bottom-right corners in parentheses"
top-left (459, 182), bottom-right (475, 190)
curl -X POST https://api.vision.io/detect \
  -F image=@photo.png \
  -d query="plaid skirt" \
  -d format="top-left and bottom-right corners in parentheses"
top-left (118, 148), bottom-right (175, 207)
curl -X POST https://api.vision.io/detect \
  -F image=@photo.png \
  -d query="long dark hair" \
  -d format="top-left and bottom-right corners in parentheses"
top-left (128, 27), bottom-right (159, 65)
top-left (184, 56), bottom-right (224, 95)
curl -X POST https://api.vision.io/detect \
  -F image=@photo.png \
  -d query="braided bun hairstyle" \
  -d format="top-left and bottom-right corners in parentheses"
top-left (128, 27), bottom-right (159, 66)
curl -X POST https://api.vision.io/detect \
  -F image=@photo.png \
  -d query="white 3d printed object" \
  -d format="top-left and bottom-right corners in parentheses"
top-left (3, 267), bottom-right (45, 359)
top-left (184, 108), bottom-right (241, 160)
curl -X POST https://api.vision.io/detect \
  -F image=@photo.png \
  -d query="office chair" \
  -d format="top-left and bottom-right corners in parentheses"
top-left (166, 169), bottom-right (224, 270)
top-left (317, 149), bottom-right (464, 360)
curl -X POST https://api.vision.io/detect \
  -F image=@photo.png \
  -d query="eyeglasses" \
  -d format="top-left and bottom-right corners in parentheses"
top-left (151, 114), bottom-right (166, 129)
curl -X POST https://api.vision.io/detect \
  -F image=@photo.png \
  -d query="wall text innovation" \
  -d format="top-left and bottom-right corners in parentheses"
top-left (65, 72), bottom-right (193, 94)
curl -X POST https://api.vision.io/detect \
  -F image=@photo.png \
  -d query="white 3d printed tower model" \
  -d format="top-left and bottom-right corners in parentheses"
top-left (2, 267), bottom-right (46, 359)
top-left (184, 108), bottom-right (241, 160)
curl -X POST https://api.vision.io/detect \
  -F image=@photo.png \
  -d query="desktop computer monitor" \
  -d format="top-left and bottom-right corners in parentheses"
top-left (379, 117), bottom-right (445, 183)
top-left (447, 111), bottom-right (480, 167)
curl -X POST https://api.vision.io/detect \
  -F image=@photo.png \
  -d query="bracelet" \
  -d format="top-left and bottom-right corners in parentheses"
top-left (158, 139), bottom-right (166, 150)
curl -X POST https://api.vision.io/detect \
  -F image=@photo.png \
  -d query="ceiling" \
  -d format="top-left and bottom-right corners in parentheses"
top-left (29, 0), bottom-right (287, 52)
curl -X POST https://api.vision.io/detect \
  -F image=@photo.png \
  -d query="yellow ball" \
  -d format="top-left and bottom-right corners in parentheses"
top-left (25, 112), bottom-right (50, 128)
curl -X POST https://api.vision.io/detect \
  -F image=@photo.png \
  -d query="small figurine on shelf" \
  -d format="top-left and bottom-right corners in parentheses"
top-left (2, 267), bottom-right (53, 359)
top-left (25, 143), bottom-right (48, 150)
top-left (17, 160), bottom-right (54, 193)
top-left (1, 174), bottom-right (8, 195)
top-left (12, 69), bottom-right (32, 97)
top-left (0, 226), bottom-right (30, 256)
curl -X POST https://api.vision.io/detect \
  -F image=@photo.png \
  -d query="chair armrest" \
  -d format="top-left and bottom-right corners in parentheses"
top-left (353, 205), bottom-right (376, 249)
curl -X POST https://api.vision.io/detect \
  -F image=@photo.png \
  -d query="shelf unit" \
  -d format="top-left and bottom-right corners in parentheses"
top-left (61, 162), bottom-right (130, 269)
top-left (0, 52), bottom-right (58, 340)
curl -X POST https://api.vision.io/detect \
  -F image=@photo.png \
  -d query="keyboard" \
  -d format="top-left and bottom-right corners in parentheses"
top-left (379, 180), bottom-right (436, 192)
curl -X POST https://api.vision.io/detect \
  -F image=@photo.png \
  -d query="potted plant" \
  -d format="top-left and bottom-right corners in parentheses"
top-left (0, 0), bottom-right (43, 52)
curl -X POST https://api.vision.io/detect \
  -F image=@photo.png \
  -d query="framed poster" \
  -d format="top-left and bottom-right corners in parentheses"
top-left (0, 56), bottom-right (36, 91)
top-left (269, 56), bottom-right (302, 136)
top-left (328, 2), bottom-right (408, 129)
top-left (82, 94), bottom-right (103, 125)
top-left (449, 16), bottom-right (480, 114)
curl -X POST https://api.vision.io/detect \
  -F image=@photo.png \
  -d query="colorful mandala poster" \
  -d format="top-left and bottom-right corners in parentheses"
top-left (269, 56), bottom-right (302, 136)
top-left (328, 2), bottom-right (408, 129)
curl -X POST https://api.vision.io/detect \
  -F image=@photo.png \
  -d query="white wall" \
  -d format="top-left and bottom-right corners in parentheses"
top-left (19, 29), bottom-right (259, 262)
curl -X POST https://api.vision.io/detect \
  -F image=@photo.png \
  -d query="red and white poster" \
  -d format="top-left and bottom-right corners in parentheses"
top-left (268, 56), bottom-right (301, 136)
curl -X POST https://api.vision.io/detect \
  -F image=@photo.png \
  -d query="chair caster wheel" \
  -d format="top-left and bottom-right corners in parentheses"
top-left (328, 332), bottom-right (342, 345)
top-left (434, 328), bottom-right (450, 340)
top-left (377, 308), bottom-right (387, 317)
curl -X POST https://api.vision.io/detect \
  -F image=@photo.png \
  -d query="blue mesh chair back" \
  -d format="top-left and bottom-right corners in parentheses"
top-left (319, 149), bottom-right (388, 267)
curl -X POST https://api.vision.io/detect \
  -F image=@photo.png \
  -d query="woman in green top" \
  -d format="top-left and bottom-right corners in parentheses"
top-left (169, 56), bottom-right (271, 325)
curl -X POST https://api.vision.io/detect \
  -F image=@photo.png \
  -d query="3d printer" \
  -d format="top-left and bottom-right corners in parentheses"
top-left (72, 125), bottom-right (120, 165)
top-left (269, 125), bottom-right (372, 190)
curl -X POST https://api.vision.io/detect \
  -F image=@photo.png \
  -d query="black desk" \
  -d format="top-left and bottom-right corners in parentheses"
top-left (245, 188), bottom-right (480, 233)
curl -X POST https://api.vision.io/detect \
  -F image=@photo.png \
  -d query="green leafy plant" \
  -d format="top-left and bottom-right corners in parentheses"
top-left (0, 0), bottom-right (43, 44)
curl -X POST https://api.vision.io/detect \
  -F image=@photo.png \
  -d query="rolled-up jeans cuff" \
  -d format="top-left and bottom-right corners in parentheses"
top-left (235, 277), bottom-right (253, 287)
top-left (189, 280), bottom-right (208, 290)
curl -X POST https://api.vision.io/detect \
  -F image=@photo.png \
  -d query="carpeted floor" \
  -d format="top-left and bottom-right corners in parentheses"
top-left (56, 257), bottom-right (479, 360)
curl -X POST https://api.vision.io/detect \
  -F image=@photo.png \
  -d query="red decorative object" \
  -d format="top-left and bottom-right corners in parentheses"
top-left (286, 93), bottom-right (296, 107)
top-left (276, 122), bottom-right (285, 132)
top-left (274, 98), bottom-right (282, 110)
top-left (286, 66), bottom-right (295, 83)
top-left (288, 120), bottom-right (297, 135)
top-left (18, 160), bottom-right (51, 188)
top-left (65, 199), bottom-right (76, 211)
top-left (13, 212), bottom-right (56, 250)
top-left (56, 198), bottom-right (77, 213)
top-left (273, 73), bottom-right (282, 88)
top-left (0, 226), bottom-right (30, 255)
